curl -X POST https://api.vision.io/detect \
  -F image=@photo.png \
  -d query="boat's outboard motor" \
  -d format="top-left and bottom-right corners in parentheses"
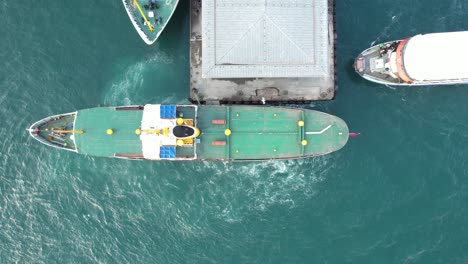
top-left (173, 125), bottom-right (195, 138)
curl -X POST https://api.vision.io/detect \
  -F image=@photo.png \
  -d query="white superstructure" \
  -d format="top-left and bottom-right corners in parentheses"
top-left (403, 31), bottom-right (468, 82)
top-left (140, 104), bottom-right (198, 160)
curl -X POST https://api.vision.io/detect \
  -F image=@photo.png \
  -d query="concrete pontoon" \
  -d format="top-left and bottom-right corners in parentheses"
top-left (190, 0), bottom-right (336, 104)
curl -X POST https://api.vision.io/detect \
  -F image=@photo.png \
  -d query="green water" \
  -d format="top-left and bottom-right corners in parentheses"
top-left (1, 0), bottom-right (468, 263)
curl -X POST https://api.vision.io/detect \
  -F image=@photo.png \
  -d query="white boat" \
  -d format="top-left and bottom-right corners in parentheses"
top-left (354, 31), bottom-right (468, 86)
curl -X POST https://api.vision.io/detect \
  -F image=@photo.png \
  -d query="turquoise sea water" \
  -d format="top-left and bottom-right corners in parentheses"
top-left (1, 0), bottom-right (468, 263)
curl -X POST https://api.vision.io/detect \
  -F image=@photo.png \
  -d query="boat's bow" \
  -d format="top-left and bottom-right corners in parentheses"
top-left (28, 112), bottom-right (79, 152)
top-left (122, 0), bottom-right (179, 44)
top-left (354, 40), bottom-right (409, 85)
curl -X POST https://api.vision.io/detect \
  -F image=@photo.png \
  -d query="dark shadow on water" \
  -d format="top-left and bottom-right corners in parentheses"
top-left (155, 1), bottom-right (190, 51)
top-left (341, 58), bottom-right (365, 85)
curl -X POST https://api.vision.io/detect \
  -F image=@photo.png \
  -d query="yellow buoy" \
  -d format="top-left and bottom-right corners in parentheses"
top-left (225, 129), bottom-right (232, 136)
top-left (106, 129), bottom-right (114, 135)
top-left (177, 118), bottom-right (184, 125)
top-left (301, 140), bottom-right (308, 146)
top-left (194, 128), bottom-right (201, 137)
top-left (135, 128), bottom-right (141, 135)
top-left (176, 139), bottom-right (184, 146)
top-left (298, 121), bottom-right (304, 127)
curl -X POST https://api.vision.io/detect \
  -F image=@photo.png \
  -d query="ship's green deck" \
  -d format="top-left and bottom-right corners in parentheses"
top-left (74, 108), bottom-right (143, 157)
top-left (71, 106), bottom-right (348, 160)
top-left (196, 106), bottom-right (348, 160)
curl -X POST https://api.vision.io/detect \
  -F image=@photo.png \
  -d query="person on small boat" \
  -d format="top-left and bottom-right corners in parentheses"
top-left (144, 0), bottom-right (159, 10)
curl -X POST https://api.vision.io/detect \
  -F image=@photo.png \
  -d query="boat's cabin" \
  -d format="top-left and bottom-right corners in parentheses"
top-left (116, 104), bottom-right (199, 160)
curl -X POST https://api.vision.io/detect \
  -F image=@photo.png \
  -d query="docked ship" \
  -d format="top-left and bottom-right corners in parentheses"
top-left (122, 0), bottom-right (179, 44)
top-left (28, 105), bottom-right (349, 161)
top-left (354, 31), bottom-right (468, 86)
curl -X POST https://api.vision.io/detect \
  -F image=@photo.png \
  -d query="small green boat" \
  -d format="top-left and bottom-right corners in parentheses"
top-left (28, 105), bottom-right (349, 161)
top-left (122, 0), bottom-right (179, 44)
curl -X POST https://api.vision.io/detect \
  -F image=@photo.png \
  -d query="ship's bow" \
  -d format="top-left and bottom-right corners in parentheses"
top-left (28, 112), bottom-right (78, 152)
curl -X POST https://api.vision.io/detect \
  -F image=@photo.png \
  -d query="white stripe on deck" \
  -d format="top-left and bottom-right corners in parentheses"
top-left (305, 125), bottom-right (332, 135)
